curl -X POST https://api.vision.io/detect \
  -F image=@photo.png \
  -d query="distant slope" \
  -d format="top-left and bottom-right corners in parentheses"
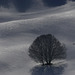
top-left (0, 2), bottom-right (75, 22)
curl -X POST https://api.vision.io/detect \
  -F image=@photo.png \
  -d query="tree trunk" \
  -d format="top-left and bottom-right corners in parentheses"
top-left (42, 62), bottom-right (44, 65)
top-left (45, 61), bottom-right (52, 65)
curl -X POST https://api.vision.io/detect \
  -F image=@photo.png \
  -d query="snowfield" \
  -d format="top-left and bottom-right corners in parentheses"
top-left (0, 2), bottom-right (75, 75)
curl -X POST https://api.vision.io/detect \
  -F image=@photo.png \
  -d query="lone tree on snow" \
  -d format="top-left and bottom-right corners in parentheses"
top-left (29, 34), bottom-right (66, 65)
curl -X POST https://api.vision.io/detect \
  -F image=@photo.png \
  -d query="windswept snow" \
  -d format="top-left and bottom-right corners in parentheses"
top-left (0, 2), bottom-right (75, 75)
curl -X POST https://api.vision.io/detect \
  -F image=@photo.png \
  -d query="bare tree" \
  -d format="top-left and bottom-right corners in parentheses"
top-left (29, 34), bottom-right (66, 65)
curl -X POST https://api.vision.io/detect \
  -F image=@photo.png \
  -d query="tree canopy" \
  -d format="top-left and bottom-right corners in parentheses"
top-left (29, 34), bottom-right (66, 65)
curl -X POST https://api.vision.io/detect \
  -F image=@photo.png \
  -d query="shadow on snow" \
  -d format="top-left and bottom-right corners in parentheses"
top-left (30, 63), bottom-right (67, 75)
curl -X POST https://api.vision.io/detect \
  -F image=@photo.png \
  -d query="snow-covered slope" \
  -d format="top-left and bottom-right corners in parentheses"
top-left (0, 2), bottom-right (75, 75)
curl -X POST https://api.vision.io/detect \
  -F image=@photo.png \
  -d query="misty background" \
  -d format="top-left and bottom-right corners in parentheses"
top-left (0, 0), bottom-right (75, 12)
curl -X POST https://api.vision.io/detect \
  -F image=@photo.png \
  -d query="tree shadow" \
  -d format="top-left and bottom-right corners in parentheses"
top-left (30, 63), bottom-right (67, 75)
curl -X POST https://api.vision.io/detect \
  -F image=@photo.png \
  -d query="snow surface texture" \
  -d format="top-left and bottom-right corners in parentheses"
top-left (0, 1), bottom-right (75, 75)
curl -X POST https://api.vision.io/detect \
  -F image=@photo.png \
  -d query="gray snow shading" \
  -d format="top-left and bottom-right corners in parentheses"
top-left (0, 1), bottom-right (75, 75)
top-left (31, 63), bottom-right (67, 75)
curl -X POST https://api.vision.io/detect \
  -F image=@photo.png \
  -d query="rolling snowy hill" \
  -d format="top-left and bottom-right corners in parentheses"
top-left (0, 1), bottom-right (75, 75)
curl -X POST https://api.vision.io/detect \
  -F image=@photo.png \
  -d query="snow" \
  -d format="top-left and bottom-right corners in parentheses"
top-left (0, 2), bottom-right (75, 75)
